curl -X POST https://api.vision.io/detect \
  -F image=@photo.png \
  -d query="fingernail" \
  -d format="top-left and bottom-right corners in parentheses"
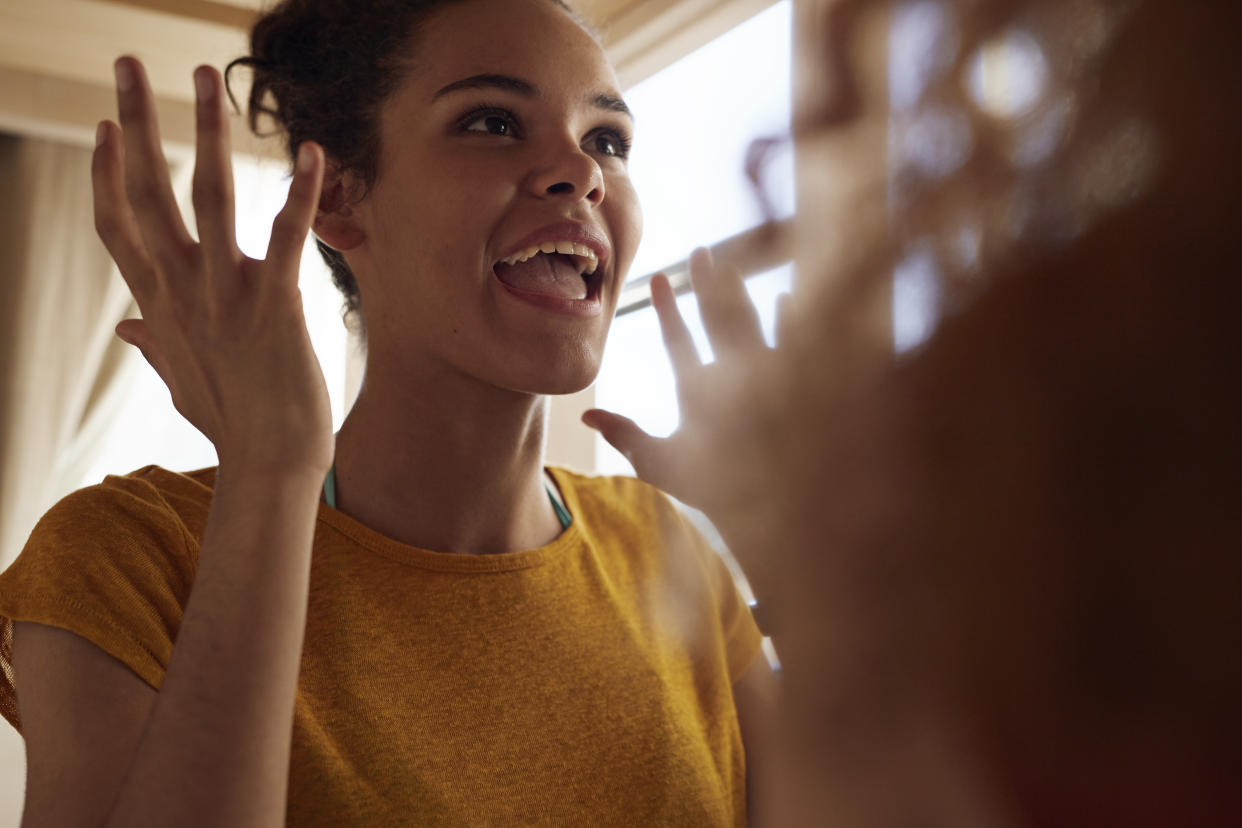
top-left (297, 143), bottom-right (315, 174)
top-left (194, 67), bottom-right (212, 102)
top-left (95, 122), bottom-right (106, 148)
top-left (114, 59), bottom-right (134, 93)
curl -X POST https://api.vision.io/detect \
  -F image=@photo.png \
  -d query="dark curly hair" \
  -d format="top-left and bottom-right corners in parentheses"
top-left (225, 0), bottom-right (578, 330)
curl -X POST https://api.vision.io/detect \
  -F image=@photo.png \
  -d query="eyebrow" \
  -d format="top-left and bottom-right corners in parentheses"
top-left (433, 73), bottom-right (633, 120)
top-left (593, 94), bottom-right (632, 119)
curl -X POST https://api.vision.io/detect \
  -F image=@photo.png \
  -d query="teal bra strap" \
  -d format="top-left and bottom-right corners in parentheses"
top-left (322, 465), bottom-right (572, 530)
top-left (548, 487), bottom-right (573, 531)
top-left (323, 464), bottom-right (337, 509)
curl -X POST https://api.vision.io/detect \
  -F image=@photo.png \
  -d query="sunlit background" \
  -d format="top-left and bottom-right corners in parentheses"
top-left (595, 0), bottom-right (795, 475)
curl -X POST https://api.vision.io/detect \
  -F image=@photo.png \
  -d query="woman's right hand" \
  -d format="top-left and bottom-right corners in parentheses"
top-left (93, 56), bottom-right (334, 477)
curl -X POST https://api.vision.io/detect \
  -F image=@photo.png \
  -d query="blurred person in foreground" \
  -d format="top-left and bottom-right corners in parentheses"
top-left (588, 0), bottom-right (1241, 824)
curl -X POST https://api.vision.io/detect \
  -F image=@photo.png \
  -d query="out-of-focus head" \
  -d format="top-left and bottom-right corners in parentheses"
top-left (752, 1), bottom-right (1242, 824)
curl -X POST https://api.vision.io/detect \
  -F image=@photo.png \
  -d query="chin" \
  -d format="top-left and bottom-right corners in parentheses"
top-left (509, 364), bottom-right (600, 396)
top-left (541, 373), bottom-right (598, 396)
top-left (492, 348), bottom-right (602, 396)
top-left (484, 328), bottom-right (609, 396)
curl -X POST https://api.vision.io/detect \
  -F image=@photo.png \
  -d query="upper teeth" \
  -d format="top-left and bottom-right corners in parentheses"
top-left (499, 241), bottom-right (599, 275)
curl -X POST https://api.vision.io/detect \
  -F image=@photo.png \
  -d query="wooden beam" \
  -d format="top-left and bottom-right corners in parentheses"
top-left (603, 0), bottom-right (781, 88)
top-left (0, 0), bottom-right (251, 104)
top-left (89, 0), bottom-right (257, 30)
top-left (0, 63), bottom-right (283, 161)
top-left (0, 0), bottom-right (782, 156)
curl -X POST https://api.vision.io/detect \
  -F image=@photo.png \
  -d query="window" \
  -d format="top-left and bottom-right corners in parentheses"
top-left (593, 0), bottom-right (795, 477)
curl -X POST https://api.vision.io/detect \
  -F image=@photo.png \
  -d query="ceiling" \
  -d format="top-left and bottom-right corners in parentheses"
top-left (0, 0), bottom-right (776, 156)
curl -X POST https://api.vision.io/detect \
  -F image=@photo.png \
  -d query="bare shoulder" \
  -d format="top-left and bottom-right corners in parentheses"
top-left (13, 621), bottom-right (156, 828)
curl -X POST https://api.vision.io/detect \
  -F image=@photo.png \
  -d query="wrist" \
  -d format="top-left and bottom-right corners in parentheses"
top-left (214, 455), bottom-right (332, 494)
top-left (215, 436), bottom-right (332, 481)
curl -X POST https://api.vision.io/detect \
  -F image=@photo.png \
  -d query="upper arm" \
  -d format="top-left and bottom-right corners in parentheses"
top-left (13, 621), bottom-right (157, 828)
top-left (733, 649), bottom-right (779, 827)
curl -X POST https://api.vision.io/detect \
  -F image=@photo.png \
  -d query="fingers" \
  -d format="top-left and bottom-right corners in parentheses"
top-left (115, 56), bottom-right (195, 274)
top-left (93, 120), bottom-right (157, 297)
top-left (689, 247), bottom-right (766, 360)
top-left (651, 272), bottom-right (701, 382)
top-left (266, 142), bottom-right (324, 284)
top-left (191, 65), bottom-right (240, 279)
top-left (115, 318), bottom-right (170, 384)
top-left (114, 318), bottom-right (152, 352)
top-left (581, 409), bottom-right (668, 487)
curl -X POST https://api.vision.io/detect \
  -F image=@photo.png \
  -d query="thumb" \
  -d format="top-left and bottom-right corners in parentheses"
top-left (115, 318), bottom-right (152, 351)
top-left (582, 409), bottom-right (667, 481)
top-left (115, 318), bottom-right (166, 379)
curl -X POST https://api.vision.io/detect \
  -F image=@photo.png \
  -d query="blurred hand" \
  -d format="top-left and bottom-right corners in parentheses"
top-left (583, 248), bottom-right (791, 544)
top-left (94, 57), bottom-right (333, 476)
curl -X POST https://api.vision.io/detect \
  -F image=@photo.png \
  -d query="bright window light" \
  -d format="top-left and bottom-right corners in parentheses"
top-left (622, 0), bottom-right (794, 281)
top-left (595, 263), bottom-right (793, 477)
top-left (594, 0), bottom-right (794, 476)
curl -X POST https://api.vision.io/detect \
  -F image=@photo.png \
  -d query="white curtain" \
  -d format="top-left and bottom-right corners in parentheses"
top-left (0, 132), bottom-right (141, 570)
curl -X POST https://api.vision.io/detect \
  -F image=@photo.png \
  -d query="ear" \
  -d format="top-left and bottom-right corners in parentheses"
top-left (313, 162), bottom-right (366, 252)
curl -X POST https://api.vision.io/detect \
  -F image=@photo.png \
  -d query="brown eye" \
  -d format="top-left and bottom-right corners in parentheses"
top-left (466, 115), bottom-right (513, 136)
top-left (592, 131), bottom-right (631, 159)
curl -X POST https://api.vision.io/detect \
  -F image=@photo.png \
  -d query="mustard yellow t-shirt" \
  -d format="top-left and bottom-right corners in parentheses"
top-left (0, 465), bottom-right (762, 826)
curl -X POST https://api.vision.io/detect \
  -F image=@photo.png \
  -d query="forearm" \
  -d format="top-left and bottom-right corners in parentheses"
top-left (104, 463), bottom-right (324, 828)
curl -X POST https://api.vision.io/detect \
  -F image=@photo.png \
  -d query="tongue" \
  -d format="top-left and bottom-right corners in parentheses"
top-left (495, 252), bottom-right (587, 300)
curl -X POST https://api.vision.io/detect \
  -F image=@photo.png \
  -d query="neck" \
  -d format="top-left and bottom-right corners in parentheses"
top-left (330, 358), bottom-right (563, 555)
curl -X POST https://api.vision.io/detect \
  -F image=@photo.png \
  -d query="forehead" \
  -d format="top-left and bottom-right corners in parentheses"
top-left (410, 0), bottom-right (621, 102)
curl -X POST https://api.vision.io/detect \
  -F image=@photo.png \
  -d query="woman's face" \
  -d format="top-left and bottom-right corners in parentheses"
top-left (344, 0), bottom-right (642, 395)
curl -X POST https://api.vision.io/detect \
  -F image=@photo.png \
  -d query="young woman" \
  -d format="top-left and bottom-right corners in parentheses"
top-left (0, 0), bottom-right (777, 824)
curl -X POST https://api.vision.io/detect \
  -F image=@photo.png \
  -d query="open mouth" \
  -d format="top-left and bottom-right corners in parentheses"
top-left (492, 242), bottom-right (603, 302)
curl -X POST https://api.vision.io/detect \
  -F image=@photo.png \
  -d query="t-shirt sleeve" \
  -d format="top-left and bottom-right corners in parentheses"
top-left (0, 474), bottom-right (195, 733)
top-left (669, 504), bottom-right (765, 685)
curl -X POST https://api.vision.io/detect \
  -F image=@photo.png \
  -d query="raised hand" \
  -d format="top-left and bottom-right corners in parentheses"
top-left (94, 57), bottom-right (333, 476)
top-left (583, 248), bottom-right (792, 540)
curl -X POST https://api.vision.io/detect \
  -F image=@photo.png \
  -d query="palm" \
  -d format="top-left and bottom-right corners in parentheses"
top-left (94, 57), bottom-right (333, 475)
top-left (586, 248), bottom-right (788, 521)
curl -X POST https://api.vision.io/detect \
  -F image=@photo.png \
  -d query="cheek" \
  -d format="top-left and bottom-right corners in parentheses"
top-left (608, 177), bottom-right (643, 272)
top-left (373, 158), bottom-right (513, 264)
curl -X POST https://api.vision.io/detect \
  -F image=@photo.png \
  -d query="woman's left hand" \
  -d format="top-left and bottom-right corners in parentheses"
top-left (583, 247), bottom-right (791, 539)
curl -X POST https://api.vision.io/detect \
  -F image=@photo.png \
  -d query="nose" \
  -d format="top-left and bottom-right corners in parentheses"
top-left (527, 139), bottom-right (605, 206)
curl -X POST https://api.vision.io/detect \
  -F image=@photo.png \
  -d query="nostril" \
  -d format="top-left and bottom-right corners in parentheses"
top-left (546, 182), bottom-right (574, 195)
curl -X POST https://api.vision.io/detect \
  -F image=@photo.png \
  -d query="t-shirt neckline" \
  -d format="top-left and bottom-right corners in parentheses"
top-left (312, 465), bottom-right (585, 573)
